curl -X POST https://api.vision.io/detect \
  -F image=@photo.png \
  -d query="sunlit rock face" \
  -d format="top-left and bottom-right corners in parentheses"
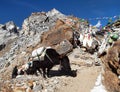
top-left (99, 40), bottom-right (120, 92)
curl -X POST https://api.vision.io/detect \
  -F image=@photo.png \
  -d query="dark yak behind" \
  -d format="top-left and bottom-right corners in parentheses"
top-left (12, 48), bottom-right (76, 78)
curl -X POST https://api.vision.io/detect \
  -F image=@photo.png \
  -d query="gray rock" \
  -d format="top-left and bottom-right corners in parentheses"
top-left (53, 79), bottom-right (59, 84)
top-left (5, 21), bottom-right (18, 34)
top-left (22, 8), bottom-right (66, 37)
top-left (55, 39), bottom-right (73, 55)
top-left (33, 84), bottom-right (43, 92)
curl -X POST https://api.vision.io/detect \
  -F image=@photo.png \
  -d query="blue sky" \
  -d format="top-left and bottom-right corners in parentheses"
top-left (0, 0), bottom-right (120, 27)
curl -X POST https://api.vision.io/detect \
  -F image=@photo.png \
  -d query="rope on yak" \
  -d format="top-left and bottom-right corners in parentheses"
top-left (45, 53), bottom-right (54, 63)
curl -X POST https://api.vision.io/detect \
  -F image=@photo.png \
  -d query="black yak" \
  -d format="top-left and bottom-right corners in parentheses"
top-left (12, 48), bottom-right (76, 78)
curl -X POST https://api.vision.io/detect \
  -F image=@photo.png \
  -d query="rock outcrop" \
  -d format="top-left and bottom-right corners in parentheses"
top-left (21, 8), bottom-right (66, 36)
top-left (0, 9), bottom-right (81, 92)
top-left (99, 39), bottom-right (120, 92)
top-left (40, 19), bottom-right (74, 47)
top-left (2, 8), bottom-right (119, 92)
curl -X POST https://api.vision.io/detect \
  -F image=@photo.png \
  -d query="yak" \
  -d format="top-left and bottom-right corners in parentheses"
top-left (12, 48), bottom-right (76, 78)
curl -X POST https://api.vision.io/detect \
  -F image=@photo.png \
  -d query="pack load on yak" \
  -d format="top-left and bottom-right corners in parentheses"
top-left (32, 46), bottom-right (51, 61)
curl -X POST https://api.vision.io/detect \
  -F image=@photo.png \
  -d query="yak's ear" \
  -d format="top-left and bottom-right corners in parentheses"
top-left (97, 51), bottom-right (107, 58)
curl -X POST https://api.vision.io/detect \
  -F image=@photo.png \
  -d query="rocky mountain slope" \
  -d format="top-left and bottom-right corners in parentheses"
top-left (0, 9), bottom-right (120, 92)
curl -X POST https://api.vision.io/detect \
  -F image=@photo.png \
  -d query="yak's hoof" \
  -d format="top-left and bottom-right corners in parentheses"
top-left (47, 74), bottom-right (51, 78)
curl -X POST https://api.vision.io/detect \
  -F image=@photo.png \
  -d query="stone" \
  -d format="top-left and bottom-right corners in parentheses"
top-left (33, 84), bottom-right (43, 92)
top-left (5, 21), bottom-right (19, 35)
top-left (55, 39), bottom-right (73, 55)
top-left (40, 23), bottom-right (73, 46)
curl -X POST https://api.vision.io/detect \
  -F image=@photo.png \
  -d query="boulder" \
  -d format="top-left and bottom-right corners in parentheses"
top-left (55, 39), bottom-right (73, 55)
top-left (40, 19), bottom-right (74, 46)
top-left (5, 21), bottom-right (18, 34)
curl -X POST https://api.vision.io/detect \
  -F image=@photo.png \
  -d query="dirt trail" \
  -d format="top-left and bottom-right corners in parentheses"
top-left (56, 66), bottom-right (101, 92)
top-left (56, 48), bottom-right (102, 92)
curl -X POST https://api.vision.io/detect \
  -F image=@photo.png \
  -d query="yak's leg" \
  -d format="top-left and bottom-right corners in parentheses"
top-left (42, 68), bottom-right (46, 78)
top-left (34, 68), bottom-right (39, 76)
top-left (47, 68), bottom-right (51, 77)
top-left (32, 67), bottom-right (38, 76)
top-left (35, 71), bottom-right (38, 76)
top-left (37, 68), bottom-right (42, 75)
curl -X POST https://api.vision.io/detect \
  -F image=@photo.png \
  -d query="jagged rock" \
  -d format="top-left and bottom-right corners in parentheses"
top-left (46, 8), bottom-right (66, 19)
top-left (99, 39), bottom-right (120, 92)
top-left (22, 8), bottom-right (66, 36)
top-left (0, 29), bottom-right (8, 42)
top-left (5, 21), bottom-right (19, 35)
top-left (40, 19), bottom-right (74, 46)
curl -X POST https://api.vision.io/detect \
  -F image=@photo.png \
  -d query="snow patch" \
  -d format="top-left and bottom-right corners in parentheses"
top-left (91, 73), bottom-right (107, 92)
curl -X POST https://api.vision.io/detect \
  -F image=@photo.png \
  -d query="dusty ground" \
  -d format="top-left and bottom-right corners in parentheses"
top-left (56, 66), bottom-right (101, 92)
top-left (55, 48), bottom-right (102, 92)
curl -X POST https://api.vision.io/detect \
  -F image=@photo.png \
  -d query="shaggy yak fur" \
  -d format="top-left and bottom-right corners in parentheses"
top-left (98, 39), bottom-right (120, 92)
top-left (12, 48), bottom-right (76, 78)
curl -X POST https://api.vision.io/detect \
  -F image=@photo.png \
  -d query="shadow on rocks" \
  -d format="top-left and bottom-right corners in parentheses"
top-left (49, 69), bottom-right (77, 78)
